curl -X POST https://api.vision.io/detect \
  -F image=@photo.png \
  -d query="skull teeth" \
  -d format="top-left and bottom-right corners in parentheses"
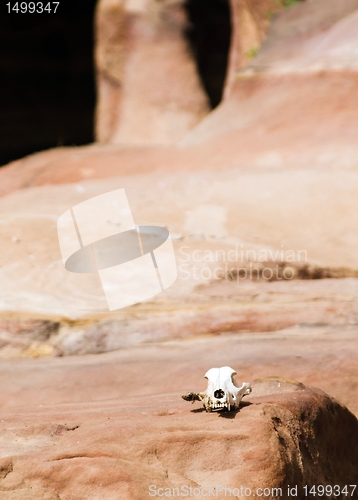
top-left (212, 402), bottom-right (226, 409)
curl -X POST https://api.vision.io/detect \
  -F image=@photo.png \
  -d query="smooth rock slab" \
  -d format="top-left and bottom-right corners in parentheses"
top-left (0, 381), bottom-right (357, 500)
top-left (0, 325), bottom-right (357, 416)
top-left (1, 168), bottom-right (358, 357)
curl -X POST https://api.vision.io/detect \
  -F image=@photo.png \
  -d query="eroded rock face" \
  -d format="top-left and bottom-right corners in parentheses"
top-left (2, 165), bottom-right (358, 356)
top-left (94, 0), bottom-right (291, 144)
top-left (0, 0), bottom-right (357, 416)
top-left (247, 0), bottom-right (358, 75)
top-left (95, 0), bottom-right (210, 145)
top-left (1, 1), bottom-right (357, 188)
top-left (0, 379), bottom-right (357, 499)
top-left (0, 2), bottom-right (357, 496)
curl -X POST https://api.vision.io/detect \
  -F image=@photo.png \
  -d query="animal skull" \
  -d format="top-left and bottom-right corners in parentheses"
top-left (182, 366), bottom-right (252, 412)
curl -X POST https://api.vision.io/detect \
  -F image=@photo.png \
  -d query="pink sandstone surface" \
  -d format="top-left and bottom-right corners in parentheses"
top-left (0, 333), bottom-right (357, 499)
top-left (0, 0), bottom-right (358, 497)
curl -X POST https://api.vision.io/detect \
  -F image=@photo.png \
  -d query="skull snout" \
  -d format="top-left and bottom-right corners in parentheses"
top-left (213, 389), bottom-right (225, 399)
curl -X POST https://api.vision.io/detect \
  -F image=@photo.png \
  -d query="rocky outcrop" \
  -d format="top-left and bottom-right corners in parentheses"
top-left (181, 0), bottom-right (358, 169)
top-left (94, 0), bottom-right (293, 144)
top-left (1, 0), bottom-right (358, 192)
top-left (225, 0), bottom-right (285, 94)
top-left (247, 0), bottom-right (358, 74)
top-left (0, 1), bottom-right (357, 495)
top-left (95, 0), bottom-right (210, 144)
top-left (3, 150), bottom-right (358, 356)
top-left (0, 0), bottom-right (357, 400)
top-left (1, 166), bottom-right (358, 356)
top-left (0, 377), bottom-right (357, 499)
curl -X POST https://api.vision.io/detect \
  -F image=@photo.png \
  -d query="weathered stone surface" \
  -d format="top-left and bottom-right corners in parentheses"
top-left (224, 0), bottom-right (358, 102)
top-left (247, 0), bottom-right (358, 74)
top-left (225, 0), bottom-right (284, 93)
top-left (1, 164), bottom-right (358, 355)
top-left (0, 370), bottom-right (357, 500)
top-left (0, 2), bottom-right (357, 496)
top-left (0, 2), bottom-right (357, 194)
top-left (94, 0), bottom-right (285, 144)
top-left (182, 0), bottom-right (358, 169)
top-left (0, 324), bottom-right (357, 413)
top-left (95, 0), bottom-right (210, 145)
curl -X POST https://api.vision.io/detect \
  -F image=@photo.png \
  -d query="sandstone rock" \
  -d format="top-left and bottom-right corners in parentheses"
top-left (0, 325), bottom-right (357, 415)
top-left (0, 2), bottom-right (357, 496)
top-left (94, 0), bottom-right (286, 138)
top-left (0, 2), bottom-right (357, 197)
top-left (93, 0), bottom-right (288, 145)
top-left (0, 377), bottom-right (357, 499)
top-left (1, 166), bottom-right (358, 356)
top-left (95, 0), bottom-right (210, 145)
top-left (226, 0), bottom-right (284, 93)
top-left (181, 0), bottom-right (358, 169)
top-left (249, 0), bottom-right (358, 74)
top-left (0, 1), bottom-right (357, 363)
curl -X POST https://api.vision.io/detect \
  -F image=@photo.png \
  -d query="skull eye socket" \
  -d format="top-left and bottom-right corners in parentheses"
top-left (214, 389), bottom-right (225, 399)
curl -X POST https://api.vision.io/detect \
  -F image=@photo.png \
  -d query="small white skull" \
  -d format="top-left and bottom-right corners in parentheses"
top-left (201, 366), bottom-right (251, 412)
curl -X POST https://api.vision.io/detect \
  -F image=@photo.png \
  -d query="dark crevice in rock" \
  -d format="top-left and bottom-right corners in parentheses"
top-left (184, 0), bottom-right (231, 108)
top-left (50, 424), bottom-right (80, 436)
top-left (0, 459), bottom-right (13, 479)
top-left (0, 0), bottom-right (97, 167)
top-left (51, 453), bottom-right (114, 461)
